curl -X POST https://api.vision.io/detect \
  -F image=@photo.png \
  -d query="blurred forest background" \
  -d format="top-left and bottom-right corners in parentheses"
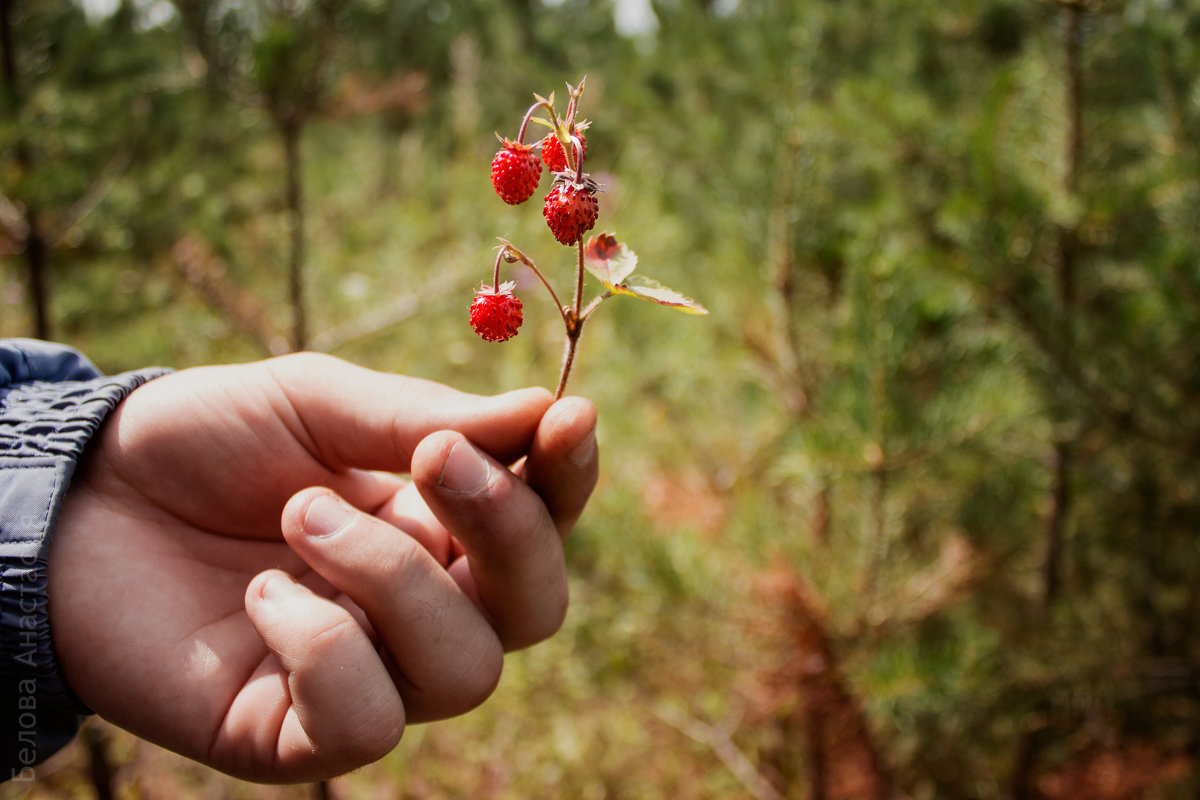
top-left (4, 0), bottom-right (1200, 797)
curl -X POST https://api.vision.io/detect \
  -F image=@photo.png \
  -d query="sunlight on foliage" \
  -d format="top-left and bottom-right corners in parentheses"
top-left (3, 0), bottom-right (1200, 797)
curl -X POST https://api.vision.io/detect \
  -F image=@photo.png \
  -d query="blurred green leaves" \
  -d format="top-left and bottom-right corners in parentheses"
top-left (3, 0), bottom-right (1200, 797)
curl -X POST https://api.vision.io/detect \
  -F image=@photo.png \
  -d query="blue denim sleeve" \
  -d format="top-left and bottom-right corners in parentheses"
top-left (0, 339), bottom-right (170, 778)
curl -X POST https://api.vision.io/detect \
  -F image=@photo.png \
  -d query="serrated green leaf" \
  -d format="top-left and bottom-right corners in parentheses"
top-left (584, 232), bottom-right (639, 286)
top-left (611, 275), bottom-right (709, 315)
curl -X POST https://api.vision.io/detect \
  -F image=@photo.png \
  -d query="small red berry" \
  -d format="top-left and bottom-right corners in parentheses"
top-left (541, 128), bottom-right (587, 173)
top-left (470, 282), bottom-right (524, 342)
top-left (543, 183), bottom-right (599, 246)
top-left (490, 139), bottom-right (542, 205)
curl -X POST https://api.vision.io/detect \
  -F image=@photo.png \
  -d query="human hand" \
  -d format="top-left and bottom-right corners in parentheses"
top-left (47, 353), bottom-right (598, 782)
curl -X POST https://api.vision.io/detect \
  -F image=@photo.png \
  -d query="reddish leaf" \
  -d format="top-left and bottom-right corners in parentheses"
top-left (584, 232), bottom-right (708, 315)
top-left (583, 232), bottom-right (638, 286)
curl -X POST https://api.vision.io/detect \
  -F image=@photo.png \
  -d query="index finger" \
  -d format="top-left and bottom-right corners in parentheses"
top-left (265, 352), bottom-right (554, 472)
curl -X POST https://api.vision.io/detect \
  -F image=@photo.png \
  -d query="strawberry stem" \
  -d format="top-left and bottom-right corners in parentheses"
top-left (571, 136), bottom-right (587, 181)
top-left (491, 246), bottom-right (504, 288)
top-left (573, 236), bottom-right (585, 316)
top-left (496, 238), bottom-right (582, 399)
top-left (496, 239), bottom-right (569, 327)
top-left (555, 78), bottom-right (588, 174)
top-left (516, 99), bottom-right (553, 145)
top-left (553, 237), bottom-right (588, 400)
top-left (555, 329), bottom-right (580, 401)
top-left (579, 291), bottom-right (612, 322)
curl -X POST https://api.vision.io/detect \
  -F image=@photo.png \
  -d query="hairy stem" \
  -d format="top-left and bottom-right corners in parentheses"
top-left (579, 291), bottom-right (611, 321)
top-left (515, 99), bottom-right (553, 145)
top-left (573, 237), bottom-right (585, 315)
top-left (553, 239), bottom-right (589, 399)
top-left (491, 247), bottom-right (504, 288)
top-left (555, 330), bottom-right (580, 400)
top-left (557, 78), bottom-right (587, 173)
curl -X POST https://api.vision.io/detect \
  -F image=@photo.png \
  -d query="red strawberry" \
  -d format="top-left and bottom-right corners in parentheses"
top-left (543, 182), bottom-right (599, 245)
top-left (470, 282), bottom-right (524, 342)
top-left (541, 128), bottom-right (588, 173)
top-left (490, 139), bottom-right (542, 205)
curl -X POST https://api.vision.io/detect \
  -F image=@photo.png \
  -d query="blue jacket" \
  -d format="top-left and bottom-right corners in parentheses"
top-left (0, 339), bottom-right (167, 777)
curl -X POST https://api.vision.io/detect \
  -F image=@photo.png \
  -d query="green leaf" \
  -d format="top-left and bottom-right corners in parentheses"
top-left (610, 275), bottom-right (709, 315)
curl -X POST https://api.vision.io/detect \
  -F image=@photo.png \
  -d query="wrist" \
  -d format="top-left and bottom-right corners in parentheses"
top-left (0, 338), bottom-right (169, 774)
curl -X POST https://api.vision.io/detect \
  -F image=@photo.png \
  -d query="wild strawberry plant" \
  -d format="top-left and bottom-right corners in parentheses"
top-left (476, 77), bottom-right (707, 399)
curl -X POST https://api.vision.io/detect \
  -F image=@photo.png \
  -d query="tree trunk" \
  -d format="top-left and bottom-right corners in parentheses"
top-left (1041, 0), bottom-right (1083, 613)
top-left (765, 570), bottom-right (892, 800)
top-left (0, 0), bottom-right (51, 340)
top-left (1009, 724), bottom-right (1043, 800)
top-left (1019, 5), bottom-right (1085, 795)
top-left (281, 118), bottom-right (307, 352)
top-left (1041, 441), bottom-right (1070, 610)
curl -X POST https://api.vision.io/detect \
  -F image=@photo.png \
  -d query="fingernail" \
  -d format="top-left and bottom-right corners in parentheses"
top-left (568, 427), bottom-right (597, 468)
top-left (261, 573), bottom-right (302, 602)
top-left (304, 494), bottom-right (353, 538)
top-left (440, 440), bottom-right (490, 494)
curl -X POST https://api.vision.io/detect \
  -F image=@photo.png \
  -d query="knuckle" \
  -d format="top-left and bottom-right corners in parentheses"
top-left (373, 536), bottom-right (431, 586)
top-left (467, 492), bottom-right (549, 562)
top-left (265, 351), bottom-right (341, 388)
top-left (304, 616), bottom-right (363, 661)
top-left (319, 513), bottom-right (430, 589)
top-left (276, 350), bottom-right (338, 372)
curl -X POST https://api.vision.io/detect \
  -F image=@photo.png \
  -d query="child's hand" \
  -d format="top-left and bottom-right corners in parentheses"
top-left (48, 353), bottom-right (598, 782)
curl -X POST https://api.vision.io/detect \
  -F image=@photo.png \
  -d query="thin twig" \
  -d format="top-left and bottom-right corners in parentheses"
top-left (170, 235), bottom-right (288, 355)
top-left (653, 702), bottom-right (783, 800)
top-left (48, 105), bottom-right (143, 248)
top-left (308, 266), bottom-right (463, 353)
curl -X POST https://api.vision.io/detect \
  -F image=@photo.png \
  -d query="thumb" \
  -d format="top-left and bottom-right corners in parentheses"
top-left (264, 353), bottom-right (553, 472)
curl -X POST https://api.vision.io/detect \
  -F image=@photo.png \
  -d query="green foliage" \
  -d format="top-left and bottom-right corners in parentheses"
top-left (4, 0), bottom-right (1200, 797)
